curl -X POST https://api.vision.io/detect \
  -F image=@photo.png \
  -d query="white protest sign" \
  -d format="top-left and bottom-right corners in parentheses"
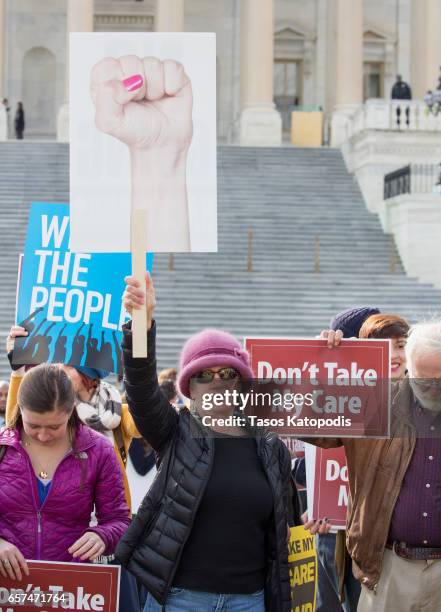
top-left (69, 32), bottom-right (217, 254)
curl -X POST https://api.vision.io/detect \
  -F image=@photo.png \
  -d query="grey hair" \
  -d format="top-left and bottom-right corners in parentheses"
top-left (0, 380), bottom-right (9, 388)
top-left (405, 320), bottom-right (441, 375)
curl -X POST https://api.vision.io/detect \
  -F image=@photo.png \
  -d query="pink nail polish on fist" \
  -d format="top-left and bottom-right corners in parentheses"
top-left (123, 74), bottom-right (143, 92)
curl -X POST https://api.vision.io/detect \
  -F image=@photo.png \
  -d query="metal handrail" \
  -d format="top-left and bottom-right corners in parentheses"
top-left (384, 165), bottom-right (411, 200)
top-left (384, 163), bottom-right (441, 199)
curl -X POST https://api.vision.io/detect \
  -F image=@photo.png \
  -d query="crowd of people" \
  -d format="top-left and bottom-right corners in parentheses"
top-left (0, 270), bottom-right (440, 612)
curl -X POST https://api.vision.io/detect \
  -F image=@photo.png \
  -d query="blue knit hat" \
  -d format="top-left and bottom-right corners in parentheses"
top-left (74, 365), bottom-right (109, 380)
top-left (330, 307), bottom-right (380, 338)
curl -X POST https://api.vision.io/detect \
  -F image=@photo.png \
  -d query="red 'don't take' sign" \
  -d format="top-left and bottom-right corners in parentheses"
top-left (0, 560), bottom-right (120, 612)
top-left (307, 445), bottom-right (349, 529)
top-left (245, 338), bottom-right (390, 437)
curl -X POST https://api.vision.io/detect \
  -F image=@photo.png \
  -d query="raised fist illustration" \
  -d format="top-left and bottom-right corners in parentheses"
top-left (90, 56), bottom-right (193, 151)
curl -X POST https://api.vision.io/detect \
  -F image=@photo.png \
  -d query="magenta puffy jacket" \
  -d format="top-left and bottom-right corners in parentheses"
top-left (0, 425), bottom-right (130, 562)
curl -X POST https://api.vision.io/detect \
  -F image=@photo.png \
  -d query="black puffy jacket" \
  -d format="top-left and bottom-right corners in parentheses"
top-left (116, 323), bottom-right (293, 610)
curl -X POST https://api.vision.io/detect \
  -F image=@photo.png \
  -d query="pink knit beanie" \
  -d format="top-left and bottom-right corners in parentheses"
top-left (177, 329), bottom-right (254, 398)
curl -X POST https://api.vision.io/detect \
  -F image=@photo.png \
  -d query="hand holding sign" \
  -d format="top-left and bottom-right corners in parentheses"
top-left (7, 325), bottom-right (28, 353)
top-left (320, 328), bottom-right (344, 347)
top-left (301, 511), bottom-right (331, 535)
top-left (0, 538), bottom-right (29, 581)
top-left (90, 55), bottom-right (193, 252)
top-left (122, 271), bottom-right (156, 332)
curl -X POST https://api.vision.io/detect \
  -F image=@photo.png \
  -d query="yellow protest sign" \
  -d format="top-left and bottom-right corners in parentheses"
top-left (288, 525), bottom-right (317, 612)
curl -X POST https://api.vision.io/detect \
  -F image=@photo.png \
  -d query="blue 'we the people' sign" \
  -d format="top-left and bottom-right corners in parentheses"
top-left (13, 202), bottom-right (153, 375)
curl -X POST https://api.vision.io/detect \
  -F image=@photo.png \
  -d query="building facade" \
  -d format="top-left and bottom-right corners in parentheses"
top-left (0, 0), bottom-right (440, 143)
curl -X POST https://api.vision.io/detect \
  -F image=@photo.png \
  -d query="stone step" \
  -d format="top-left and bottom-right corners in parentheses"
top-left (0, 142), bottom-right (439, 377)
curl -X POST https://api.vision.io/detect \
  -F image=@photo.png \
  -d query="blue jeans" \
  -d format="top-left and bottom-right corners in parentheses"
top-left (110, 561), bottom-right (142, 612)
top-left (316, 533), bottom-right (360, 612)
top-left (143, 587), bottom-right (265, 611)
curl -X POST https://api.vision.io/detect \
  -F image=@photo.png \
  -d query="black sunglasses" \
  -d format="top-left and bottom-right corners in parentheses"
top-left (192, 367), bottom-right (240, 383)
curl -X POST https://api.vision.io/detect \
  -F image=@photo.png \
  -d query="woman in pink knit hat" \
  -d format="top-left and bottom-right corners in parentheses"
top-left (115, 273), bottom-right (295, 612)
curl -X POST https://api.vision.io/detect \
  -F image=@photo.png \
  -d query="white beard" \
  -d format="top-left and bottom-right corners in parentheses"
top-left (410, 379), bottom-right (441, 412)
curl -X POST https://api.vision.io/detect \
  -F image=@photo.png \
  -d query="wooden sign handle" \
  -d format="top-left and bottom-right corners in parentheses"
top-left (131, 209), bottom-right (147, 358)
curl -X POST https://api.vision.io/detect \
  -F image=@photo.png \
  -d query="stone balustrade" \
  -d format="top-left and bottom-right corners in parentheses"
top-left (346, 99), bottom-right (441, 141)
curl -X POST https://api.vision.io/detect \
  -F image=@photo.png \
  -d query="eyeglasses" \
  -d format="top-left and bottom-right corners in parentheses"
top-left (192, 368), bottom-right (240, 383)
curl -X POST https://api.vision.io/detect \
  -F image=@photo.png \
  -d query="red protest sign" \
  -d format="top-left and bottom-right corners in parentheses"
top-left (245, 337), bottom-right (390, 437)
top-left (0, 560), bottom-right (120, 612)
top-left (305, 445), bottom-right (348, 529)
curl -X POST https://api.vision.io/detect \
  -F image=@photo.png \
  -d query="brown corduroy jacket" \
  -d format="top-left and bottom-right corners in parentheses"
top-left (307, 378), bottom-right (416, 591)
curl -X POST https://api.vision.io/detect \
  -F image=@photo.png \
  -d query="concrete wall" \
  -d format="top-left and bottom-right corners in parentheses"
top-left (386, 193), bottom-right (441, 288)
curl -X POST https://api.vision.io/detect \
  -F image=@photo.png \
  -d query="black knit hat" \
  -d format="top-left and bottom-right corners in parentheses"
top-left (330, 307), bottom-right (380, 338)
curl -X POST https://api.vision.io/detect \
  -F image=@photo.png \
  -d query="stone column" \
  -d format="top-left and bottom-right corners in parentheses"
top-left (397, 0), bottom-right (412, 85)
top-left (315, 0), bottom-right (329, 111)
top-left (424, 0), bottom-right (441, 94)
top-left (239, 0), bottom-right (281, 146)
top-left (155, 0), bottom-right (184, 32)
top-left (411, 0), bottom-right (441, 99)
top-left (0, 0), bottom-right (6, 140)
top-left (57, 0), bottom-right (94, 142)
top-left (0, 0), bottom-right (4, 99)
top-left (330, 0), bottom-right (363, 146)
top-left (384, 42), bottom-right (396, 98)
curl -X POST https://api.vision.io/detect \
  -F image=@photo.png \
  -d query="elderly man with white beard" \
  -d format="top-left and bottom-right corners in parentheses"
top-left (307, 320), bottom-right (441, 612)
